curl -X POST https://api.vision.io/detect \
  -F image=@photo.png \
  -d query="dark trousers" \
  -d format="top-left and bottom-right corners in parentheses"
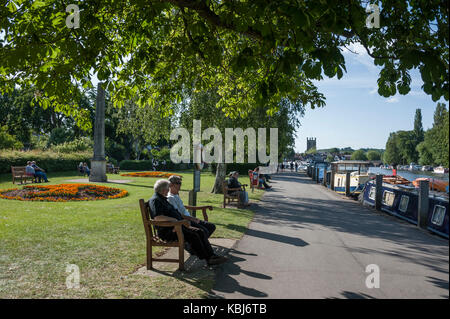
top-left (161, 225), bottom-right (215, 261)
top-left (189, 220), bottom-right (216, 238)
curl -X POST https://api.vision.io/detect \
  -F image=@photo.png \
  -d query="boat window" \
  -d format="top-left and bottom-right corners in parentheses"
top-left (369, 187), bottom-right (376, 200)
top-left (382, 191), bottom-right (395, 206)
top-left (431, 205), bottom-right (446, 227)
top-left (399, 195), bottom-right (409, 212)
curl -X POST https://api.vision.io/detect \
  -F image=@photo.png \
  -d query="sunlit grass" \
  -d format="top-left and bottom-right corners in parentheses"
top-left (0, 170), bottom-right (264, 298)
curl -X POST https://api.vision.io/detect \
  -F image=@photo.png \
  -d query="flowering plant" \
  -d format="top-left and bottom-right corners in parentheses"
top-left (0, 184), bottom-right (128, 202)
top-left (121, 171), bottom-right (181, 178)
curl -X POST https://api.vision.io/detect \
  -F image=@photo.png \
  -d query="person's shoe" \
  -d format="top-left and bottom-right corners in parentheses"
top-left (207, 255), bottom-right (228, 266)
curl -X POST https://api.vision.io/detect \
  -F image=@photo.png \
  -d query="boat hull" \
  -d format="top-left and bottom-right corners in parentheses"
top-left (362, 181), bottom-right (449, 239)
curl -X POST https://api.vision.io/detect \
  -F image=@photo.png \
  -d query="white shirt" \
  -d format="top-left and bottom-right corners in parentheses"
top-left (167, 192), bottom-right (190, 216)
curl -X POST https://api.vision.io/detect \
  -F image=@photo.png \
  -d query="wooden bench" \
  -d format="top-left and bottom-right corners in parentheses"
top-left (11, 166), bottom-right (35, 184)
top-left (107, 164), bottom-right (120, 174)
top-left (77, 165), bottom-right (86, 176)
top-left (222, 180), bottom-right (247, 208)
top-left (139, 199), bottom-right (213, 271)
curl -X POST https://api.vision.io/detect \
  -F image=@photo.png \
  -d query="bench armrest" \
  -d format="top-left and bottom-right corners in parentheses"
top-left (149, 220), bottom-right (189, 227)
top-left (184, 205), bottom-right (213, 221)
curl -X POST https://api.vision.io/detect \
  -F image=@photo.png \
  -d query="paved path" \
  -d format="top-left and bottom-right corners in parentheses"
top-left (211, 172), bottom-right (449, 299)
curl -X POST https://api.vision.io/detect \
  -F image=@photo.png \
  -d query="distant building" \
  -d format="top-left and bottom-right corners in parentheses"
top-left (306, 137), bottom-right (316, 152)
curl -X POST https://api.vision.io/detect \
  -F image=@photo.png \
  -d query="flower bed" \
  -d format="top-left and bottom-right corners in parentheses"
top-left (120, 171), bottom-right (181, 178)
top-left (0, 184), bottom-right (128, 202)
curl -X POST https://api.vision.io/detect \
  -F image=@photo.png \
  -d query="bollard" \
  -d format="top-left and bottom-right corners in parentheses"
top-left (323, 169), bottom-right (327, 187)
top-left (418, 180), bottom-right (430, 229)
top-left (316, 167), bottom-right (320, 183)
top-left (188, 190), bottom-right (197, 217)
top-left (375, 174), bottom-right (383, 211)
top-left (312, 167), bottom-right (316, 181)
top-left (331, 170), bottom-right (335, 191)
top-left (345, 172), bottom-right (351, 196)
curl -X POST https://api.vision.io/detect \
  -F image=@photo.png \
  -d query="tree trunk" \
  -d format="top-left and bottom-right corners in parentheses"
top-left (211, 163), bottom-right (227, 194)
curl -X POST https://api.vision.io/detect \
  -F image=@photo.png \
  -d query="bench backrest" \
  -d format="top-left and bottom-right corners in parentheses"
top-left (11, 166), bottom-right (27, 175)
top-left (222, 180), bottom-right (228, 193)
top-left (139, 199), bottom-right (156, 238)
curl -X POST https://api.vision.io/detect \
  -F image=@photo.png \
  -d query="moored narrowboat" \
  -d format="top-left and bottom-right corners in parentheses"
top-left (331, 161), bottom-right (374, 195)
top-left (361, 177), bottom-right (449, 239)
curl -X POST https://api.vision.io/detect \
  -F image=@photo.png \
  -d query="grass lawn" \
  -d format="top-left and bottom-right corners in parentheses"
top-left (0, 170), bottom-right (264, 298)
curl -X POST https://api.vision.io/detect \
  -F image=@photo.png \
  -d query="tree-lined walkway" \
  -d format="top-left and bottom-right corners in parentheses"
top-left (211, 172), bottom-right (449, 299)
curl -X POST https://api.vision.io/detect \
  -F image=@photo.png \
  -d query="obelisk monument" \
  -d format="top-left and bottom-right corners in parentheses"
top-left (89, 82), bottom-right (107, 183)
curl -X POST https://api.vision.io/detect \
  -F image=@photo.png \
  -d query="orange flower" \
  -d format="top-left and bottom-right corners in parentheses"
top-left (0, 184), bottom-right (128, 202)
top-left (121, 171), bottom-right (181, 178)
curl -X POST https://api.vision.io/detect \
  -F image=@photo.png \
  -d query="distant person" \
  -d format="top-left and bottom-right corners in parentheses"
top-left (290, 162), bottom-right (294, 171)
top-left (78, 162), bottom-right (84, 174)
top-left (227, 171), bottom-right (249, 207)
top-left (26, 161), bottom-right (38, 183)
top-left (295, 162), bottom-right (298, 172)
top-left (254, 167), bottom-right (271, 189)
top-left (392, 164), bottom-right (397, 177)
top-left (83, 162), bottom-right (90, 177)
top-left (31, 161), bottom-right (49, 182)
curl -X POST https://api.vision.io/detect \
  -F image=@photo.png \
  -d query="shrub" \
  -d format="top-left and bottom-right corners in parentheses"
top-left (51, 137), bottom-right (93, 153)
top-left (119, 160), bottom-right (189, 171)
top-left (0, 126), bottom-right (24, 150)
top-left (209, 163), bottom-right (262, 175)
top-left (0, 150), bottom-right (91, 174)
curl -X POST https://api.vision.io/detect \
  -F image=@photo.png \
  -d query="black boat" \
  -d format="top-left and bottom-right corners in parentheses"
top-left (361, 178), bottom-right (449, 239)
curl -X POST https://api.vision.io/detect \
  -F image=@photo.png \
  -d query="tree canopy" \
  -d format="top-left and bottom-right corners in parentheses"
top-left (1, 0), bottom-right (448, 129)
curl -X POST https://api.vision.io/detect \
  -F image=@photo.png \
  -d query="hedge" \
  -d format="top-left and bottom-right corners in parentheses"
top-left (119, 160), bottom-right (190, 171)
top-left (209, 163), bottom-right (262, 175)
top-left (0, 150), bottom-right (92, 174)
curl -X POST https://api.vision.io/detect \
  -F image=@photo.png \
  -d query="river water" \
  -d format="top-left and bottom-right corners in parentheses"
top-left (368, 167), bottom-right (449, 182)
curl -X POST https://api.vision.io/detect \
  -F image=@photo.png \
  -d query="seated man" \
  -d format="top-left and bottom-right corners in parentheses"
top-left (26, 161), bottom-right (38, 183)
top-left (83, 162), bottom-right (90, 177)
top-left (149, 179), bottom-right (227, 266)
top-left (31, 161), bottom-right (49, 182)
top-left (167, 175), bottom-right (216, 238)
top-left (227, 171), bottom-right (249, 207)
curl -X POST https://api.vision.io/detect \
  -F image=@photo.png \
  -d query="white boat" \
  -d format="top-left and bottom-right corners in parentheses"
top-left (434, 166), bottom-right (449, 174)
top-left (330, 161), bottom-right (373, 195)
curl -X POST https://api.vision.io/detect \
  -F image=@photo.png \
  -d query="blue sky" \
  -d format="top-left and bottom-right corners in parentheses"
top-left (294, 43), bottom-right (448, 153)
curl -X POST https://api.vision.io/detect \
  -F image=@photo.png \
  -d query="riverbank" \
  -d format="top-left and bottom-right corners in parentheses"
top-left (369, 167), bottom-right (449, 182)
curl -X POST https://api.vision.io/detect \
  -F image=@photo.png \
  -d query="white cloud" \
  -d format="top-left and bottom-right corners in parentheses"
top-left (386, 96), bottom-right (399, 103)
top-left (369, 87), bottom-right (378, 95)
top-left (341, 43), bottom-right (377, 71)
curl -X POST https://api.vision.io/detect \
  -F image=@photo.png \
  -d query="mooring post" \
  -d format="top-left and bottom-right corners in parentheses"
top-left (331, 169), bottom-right (335, 191)
top-left (345, 172), bottom-right (351, 196)
top-left (316, 167), bottom-right (320, 183)
top-left (418, 180), bottom-right (430, 229)
top-left (375, 174), bottom-right (383, 211)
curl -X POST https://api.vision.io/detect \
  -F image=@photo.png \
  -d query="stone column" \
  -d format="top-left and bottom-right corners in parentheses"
top-left (89, 82), bottom-right (107, 183)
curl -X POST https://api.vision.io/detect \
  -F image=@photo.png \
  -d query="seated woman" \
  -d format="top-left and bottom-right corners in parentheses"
top-left (149, 179), bottom-right (228, 266)
top-left (254, 167), bottom-right (272, 189)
